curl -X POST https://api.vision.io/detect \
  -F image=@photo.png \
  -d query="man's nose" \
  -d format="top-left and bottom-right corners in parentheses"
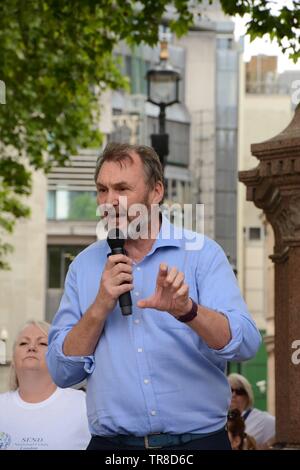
top-left (105, 190), bottom-right (119, 206)
top-left (28, 344), bottom-right (37, 351)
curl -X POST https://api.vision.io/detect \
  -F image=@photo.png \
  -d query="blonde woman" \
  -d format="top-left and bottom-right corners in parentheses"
top-left (228, 373), bottom-right (275, 449)
top-left (0, 320), bottom-right (90, 450)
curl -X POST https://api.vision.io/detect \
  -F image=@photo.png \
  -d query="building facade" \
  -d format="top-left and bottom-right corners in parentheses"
top-left (0, 7), bottom-right (241, 391)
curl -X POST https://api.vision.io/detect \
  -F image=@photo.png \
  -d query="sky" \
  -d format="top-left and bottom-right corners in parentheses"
top-left (233, 15), bottom-right (300, 73)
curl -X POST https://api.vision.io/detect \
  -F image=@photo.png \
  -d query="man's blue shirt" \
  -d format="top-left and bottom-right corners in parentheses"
top-left (47, 218), bottom-right (261, 436)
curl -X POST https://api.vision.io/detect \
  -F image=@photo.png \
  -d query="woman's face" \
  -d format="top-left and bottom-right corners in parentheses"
top-left (13, 324), bottom-right (48, 374)
top-left (229, 384), bottom-right (249, 413)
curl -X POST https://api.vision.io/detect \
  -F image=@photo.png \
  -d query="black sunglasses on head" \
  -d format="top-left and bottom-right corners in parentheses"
top-left (231, 387), bottom-right (247, 396)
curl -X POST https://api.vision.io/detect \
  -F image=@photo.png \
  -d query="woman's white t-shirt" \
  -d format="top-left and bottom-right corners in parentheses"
top-left (244, 408), bottom-right (275, 446)
top-left (0, 388), bottom-right (91, 450)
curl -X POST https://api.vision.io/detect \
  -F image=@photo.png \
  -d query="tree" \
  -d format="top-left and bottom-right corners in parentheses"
top-left (220, 0), bottom-right (300, 61)
top-left (0, 0), bottom-right (299, 268)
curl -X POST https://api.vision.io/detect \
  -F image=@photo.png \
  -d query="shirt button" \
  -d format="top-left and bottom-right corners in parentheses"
top-left (150, 410), bottom-right (156, 416)
top-left (134, 319), bottom-right (140, 324)
top-left (144, 379), bottom-right (149, 384)
top-left (135, 292), bottom-right (140, 296)
top-left (137, 267), bottom-right (141, 271)
top-left (137, 348), bottom-right (143, 353)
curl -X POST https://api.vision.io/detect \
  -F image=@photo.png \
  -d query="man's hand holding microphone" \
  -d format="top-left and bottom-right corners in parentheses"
top-left (94, 253), bottom-right (134, 317)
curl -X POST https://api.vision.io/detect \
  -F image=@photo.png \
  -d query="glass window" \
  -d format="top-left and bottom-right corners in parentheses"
top-left (249, 227), bottom-right (262, 240)
top-left (48, 245), bottom-right (87, 288)
top-left (122, 54), bottom-right (150, 95)
top-left (47, 191), bottom-right (56, 219)
top-left (47, 191), bottom-right (98, 220)
top-left (69, 192), bottom-right (98, 220)
top-left (125, 55), bottom-right (132, 78)
top-left (147, 118), bottom-right (190, 167)
top-left (48, 246), bottom-right (61, 288)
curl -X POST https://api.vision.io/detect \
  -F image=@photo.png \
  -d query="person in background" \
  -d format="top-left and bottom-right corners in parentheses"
top-left (0, 320), bottom-right (90, 450)
top-left (227, 408), bottom-right (256, 450)
top-left (228, 373), bottom-right (275, 449)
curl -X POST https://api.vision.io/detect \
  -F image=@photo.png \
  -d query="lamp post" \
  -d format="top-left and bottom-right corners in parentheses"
top-left (146, 41), bottom-right (181, 168)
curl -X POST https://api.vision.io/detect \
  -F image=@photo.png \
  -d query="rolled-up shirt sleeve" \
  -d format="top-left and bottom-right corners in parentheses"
top-left (197, 240), bottom-right (262, 361)
top-left (47, 262), bottom-right (95, 388)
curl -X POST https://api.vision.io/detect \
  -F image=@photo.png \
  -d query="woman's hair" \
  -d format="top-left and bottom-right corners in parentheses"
top-left (227, 408), bottom-right (257, 450)
top-left (228, 372), bottom-right (254, 408)
top-left (227, 408), bottom-right (246, 450)
top-left (244, 434), bottom-right (257, 450)
top-left (9, 320), bottom-right (51, 391)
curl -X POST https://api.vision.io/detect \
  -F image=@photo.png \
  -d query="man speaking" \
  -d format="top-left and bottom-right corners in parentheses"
top-left (47, 143), bottom-right (261, 450)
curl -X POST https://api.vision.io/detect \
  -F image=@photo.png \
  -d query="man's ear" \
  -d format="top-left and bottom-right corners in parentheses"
top-left (152, 181), bottom-right (164, 204)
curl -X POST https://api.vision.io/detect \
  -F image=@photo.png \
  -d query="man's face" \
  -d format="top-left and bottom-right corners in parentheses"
top-left (96, 151), bottom-right (163, 233)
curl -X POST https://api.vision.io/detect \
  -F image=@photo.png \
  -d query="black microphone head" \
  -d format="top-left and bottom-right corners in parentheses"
top-left (107, 228), bottom-right (125, 250)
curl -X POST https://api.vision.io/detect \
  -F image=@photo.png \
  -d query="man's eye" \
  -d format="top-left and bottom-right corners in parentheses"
top-left (40, 342), bottom-right (48, 346)
top-left (19, 342), bottom-right (27, 346)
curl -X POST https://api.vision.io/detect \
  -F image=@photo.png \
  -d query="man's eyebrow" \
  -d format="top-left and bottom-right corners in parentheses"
top-left (97, 181), bottom-right (132, 187)
top-left (113, 181), bottom-right (132, 187)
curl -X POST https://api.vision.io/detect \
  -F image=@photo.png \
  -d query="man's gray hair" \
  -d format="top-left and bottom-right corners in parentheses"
top-left (94, 142), bottom-right (164, 189)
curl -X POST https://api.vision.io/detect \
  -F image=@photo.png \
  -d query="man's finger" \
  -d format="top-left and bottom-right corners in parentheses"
top-left (164, 267), bottom-right (179, 288)
top-left (107, 254), bottom-right (132, 268)
top-left (137, 297), bottom-right (153, 309)
top-left (156, 263), bottom-right (168, 285)
top-left (172, 272), bottom-right (184, 290)
top-left (173, 283), bottom-right (189, 299)
top-left (111, 263), bottom-right (133, 276)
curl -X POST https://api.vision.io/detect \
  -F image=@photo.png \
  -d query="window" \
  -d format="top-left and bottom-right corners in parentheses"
top-left (217, 38), bottom-right (233, 50)
top-left (48, 245), bottom-right (86, 288)
top-left (249, 227), bottom-right (262, 241)
top-left (117, 53), bottom-right (150, 95)
top-left (47, 191), bottom-right (98, 221)
top-left (147, 118), bottom-right (190, 167)
top-left (165, 178), bottom-right (191, 204)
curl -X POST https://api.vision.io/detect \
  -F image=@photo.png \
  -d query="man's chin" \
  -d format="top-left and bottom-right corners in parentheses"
top-left (106, 217), bottom-right (128, 231)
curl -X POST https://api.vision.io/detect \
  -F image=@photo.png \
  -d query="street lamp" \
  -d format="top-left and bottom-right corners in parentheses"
top-left (146, 41), bottom-right (181, 168)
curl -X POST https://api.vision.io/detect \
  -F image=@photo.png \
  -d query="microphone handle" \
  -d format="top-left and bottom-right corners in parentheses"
top-left (109, 248), bottom-right (132, 316)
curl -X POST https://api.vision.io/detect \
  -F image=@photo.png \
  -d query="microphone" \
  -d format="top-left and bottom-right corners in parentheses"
top-left (107, 228), bottom-right (132, 316)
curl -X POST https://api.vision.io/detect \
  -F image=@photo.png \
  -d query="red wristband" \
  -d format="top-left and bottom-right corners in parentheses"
top-left (177, 298), bottom-right (198, 323)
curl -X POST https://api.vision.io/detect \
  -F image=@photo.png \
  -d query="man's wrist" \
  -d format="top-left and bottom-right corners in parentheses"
top-left (177, 298), bottom-right (198, 323)
top-left (182, 298), bottom-right (193, 315)
top-left (92, 297), bottom-right (109, 320)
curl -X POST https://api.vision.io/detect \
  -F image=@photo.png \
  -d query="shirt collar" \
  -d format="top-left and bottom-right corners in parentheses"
top-left (104, 215), bottom-right (181, 256)
top-left (149, 215), bottom-right (182, 253)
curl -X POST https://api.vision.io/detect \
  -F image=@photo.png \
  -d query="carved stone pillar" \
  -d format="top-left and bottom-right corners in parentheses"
top-left (239, 104), bottom-right (300, 448)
